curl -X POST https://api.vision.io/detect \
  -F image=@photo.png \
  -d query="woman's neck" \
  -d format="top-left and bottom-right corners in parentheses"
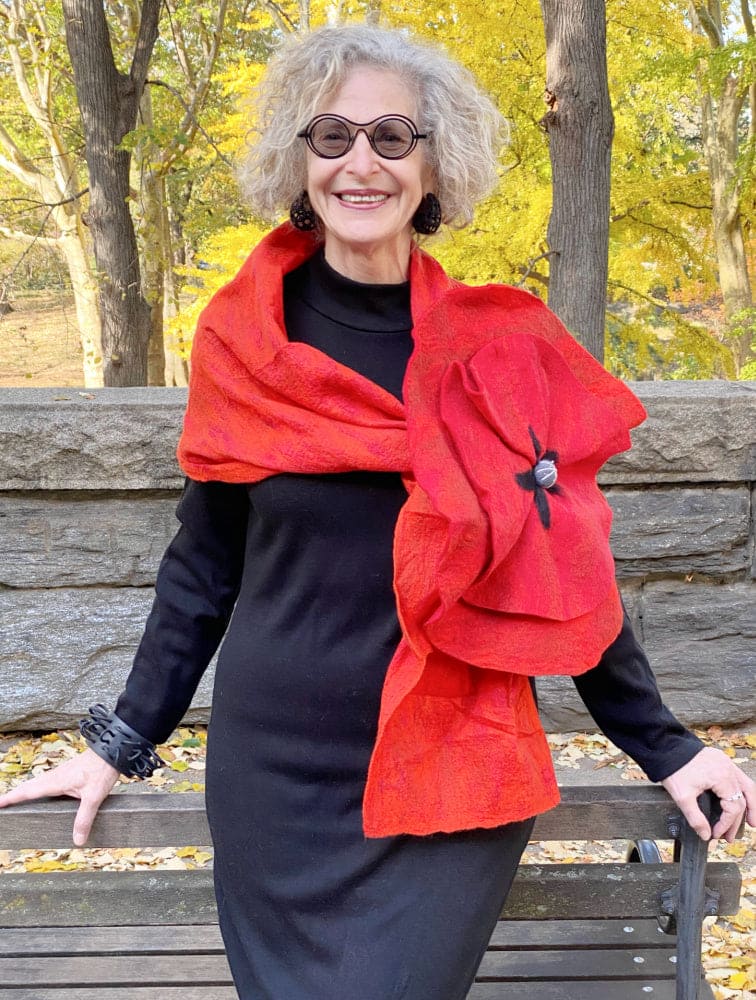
top-left (323, 234), bottom-right (412, 284)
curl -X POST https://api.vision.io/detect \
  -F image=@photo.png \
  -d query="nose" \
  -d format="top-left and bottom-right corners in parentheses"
top-left (345, 129), bottom-right (380, 176)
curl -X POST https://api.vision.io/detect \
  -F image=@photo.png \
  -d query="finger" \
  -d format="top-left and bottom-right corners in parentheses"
top-left (0, 772), bottom-right (66, 807)
top-left (72, 796), bottom-right (101, 847)
top-left (742, 782), bottom-right (756, 829)
top-left (0, 786), bottom-right (28, 808)
top-left (712, 808), bottom-right (745, 842)
top-left (675, 798), bottom-right (711, 841)
top-left (713, 788), bottom-right (751, 841)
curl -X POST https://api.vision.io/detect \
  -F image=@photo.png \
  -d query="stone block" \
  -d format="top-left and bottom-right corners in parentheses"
top-left (0, 388), bottom-right (185, 491)
top-left (1, 382), bottom-right (754, 490)
top-left (601, 380), bottom-right (756, 484)
top-left (538, 581), bottom-right (756, 733)
top-left (0, 494), bottom-right (180, 587)
top-left (0, 589), bottom-right (214, 732)
top-left (638, 580), bottom-right (756, 725)
top-left (607, 486), bottom-right (751, 577)
top-left (752, 484), bottom-right (756, 581)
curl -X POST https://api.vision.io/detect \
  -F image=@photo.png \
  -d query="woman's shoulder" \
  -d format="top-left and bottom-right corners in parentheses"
top-left (442, 279), bottom-right (551, 318)
top-left (417, 272), bottom-right (566, 346)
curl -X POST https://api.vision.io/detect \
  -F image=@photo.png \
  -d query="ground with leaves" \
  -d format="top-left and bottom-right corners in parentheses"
top-left (0, 293), bottom-right (82, 386)
top-left (1, 725), bottom-right (753, 997)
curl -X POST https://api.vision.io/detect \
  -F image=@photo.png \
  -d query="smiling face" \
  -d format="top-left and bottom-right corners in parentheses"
top-left (304, 66), bottom-right (432, 283)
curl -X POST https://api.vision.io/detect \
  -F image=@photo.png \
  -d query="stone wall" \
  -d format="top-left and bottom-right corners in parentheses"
top-left (0, 384), bottom-right (754, 734)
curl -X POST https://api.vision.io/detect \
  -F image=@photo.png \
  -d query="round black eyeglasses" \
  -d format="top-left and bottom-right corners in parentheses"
top-left (297, 114), bottom-right (428, 160)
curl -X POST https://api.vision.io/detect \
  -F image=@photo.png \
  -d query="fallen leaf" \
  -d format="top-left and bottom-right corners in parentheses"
top-left (729, 908), bottom-right (755, 932)
top-left (725, 842), bottom-right (748, 858)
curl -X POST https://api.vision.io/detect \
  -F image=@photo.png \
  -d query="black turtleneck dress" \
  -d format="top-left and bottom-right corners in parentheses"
top-left (115, 251), bottom-right (703, 1000)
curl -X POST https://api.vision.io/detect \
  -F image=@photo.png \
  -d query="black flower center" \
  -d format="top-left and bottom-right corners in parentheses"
top-left (514, 426), bottom-right (562, 529)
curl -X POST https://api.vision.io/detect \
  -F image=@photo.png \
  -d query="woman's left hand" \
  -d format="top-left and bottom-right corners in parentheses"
top-left (661, 746), bottom-right (756, 842)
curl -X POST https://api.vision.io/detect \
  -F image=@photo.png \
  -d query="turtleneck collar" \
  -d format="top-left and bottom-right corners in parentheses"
top-left (286, 247), bottom-right (412, 334)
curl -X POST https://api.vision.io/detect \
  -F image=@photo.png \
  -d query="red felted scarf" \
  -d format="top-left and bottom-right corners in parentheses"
top-left (178, 224), bottom-right (647, 837)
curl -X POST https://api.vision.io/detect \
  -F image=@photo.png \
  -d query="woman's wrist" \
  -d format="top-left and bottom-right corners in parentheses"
top-left (79, 704), bottom-right (165, 779)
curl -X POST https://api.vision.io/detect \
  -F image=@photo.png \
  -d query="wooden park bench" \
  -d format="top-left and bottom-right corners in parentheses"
top-left (0, 784), bottom-right (742, 1000)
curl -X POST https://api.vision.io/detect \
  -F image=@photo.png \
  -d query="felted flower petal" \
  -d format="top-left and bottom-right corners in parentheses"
top-left (432, 333), bottom-right (628, 621)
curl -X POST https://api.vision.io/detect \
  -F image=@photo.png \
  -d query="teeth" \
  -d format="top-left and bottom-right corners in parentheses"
top-left (339, 193), bottom-right (387, 204)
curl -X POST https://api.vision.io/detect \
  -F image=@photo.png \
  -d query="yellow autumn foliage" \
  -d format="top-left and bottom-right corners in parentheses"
top-left (165, 0), bottom-right (753, 378)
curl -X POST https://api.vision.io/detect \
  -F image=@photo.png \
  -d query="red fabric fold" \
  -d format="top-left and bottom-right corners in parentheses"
top-left (177, 223), bottom-right (646, 836)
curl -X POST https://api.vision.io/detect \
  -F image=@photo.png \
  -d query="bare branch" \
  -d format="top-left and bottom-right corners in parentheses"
top-left (0, 188), bottom-right (88, 209)
top-left (611, 200), bottom-right (650, 223)
top-left (607, 279), bottom-right (673, 311)
top-left (164, 1), bottom-right (195, 88)
top-left (264, 0), bottom-right (297, 33)
top-left (2, 3), bottom-right (76, 192)
top-left (622, 212), bottom-right (686, 241)
top-left (4, 9), bottom-right (55, 142)
top-left (742, 0), bottom-right (756, 140)
top-left (692, 3), bottom-right (723, 46)
top-left (0, 123), bottom-right (48, 190)
top-left (144, 1), bottom-right (229, 172)
top-left (197, 15), bottom-right (212, 64)
top-left (147, 79), bottom-right (234, 169)
top-left (0, 223), bottom-right (60, 248)
top-left (664, 199), bottom-right (712, 210)
top-left (515, 250), bottom-right (558, 288)
top-left (742, 0), bottom-right (755, 37)
top-left (129, 0), bottom-right (161, 91)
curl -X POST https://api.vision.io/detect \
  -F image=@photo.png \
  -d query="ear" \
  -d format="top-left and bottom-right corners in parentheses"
top-left (421, 160), bottom-right (437, 195)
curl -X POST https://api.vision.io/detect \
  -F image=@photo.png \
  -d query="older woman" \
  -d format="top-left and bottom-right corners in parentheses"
top-left (1, 23), bottom-right (753, 1000)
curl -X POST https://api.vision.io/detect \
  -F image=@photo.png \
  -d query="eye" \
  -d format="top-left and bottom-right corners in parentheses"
top-left (374, 119), bottom-right (413, 153)
top-left (311, 119), bottom-right (350, 149)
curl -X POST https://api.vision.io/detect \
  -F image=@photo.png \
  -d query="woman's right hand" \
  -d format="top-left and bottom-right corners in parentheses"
top-left (0, 748), bottom-right (120, 846)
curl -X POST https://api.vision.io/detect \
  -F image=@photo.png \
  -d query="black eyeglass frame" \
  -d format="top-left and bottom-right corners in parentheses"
top-left (297, 114), bottom-right (429, 160)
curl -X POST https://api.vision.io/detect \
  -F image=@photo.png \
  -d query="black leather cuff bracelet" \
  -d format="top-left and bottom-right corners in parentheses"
top-left (79, 704), bottom-right (165, 778)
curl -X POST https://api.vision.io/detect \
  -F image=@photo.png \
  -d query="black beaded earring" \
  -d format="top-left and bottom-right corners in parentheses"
top-left (290, 190), bottom-right (318, 231)
top-left (412, 193), bottom-right (442, 235)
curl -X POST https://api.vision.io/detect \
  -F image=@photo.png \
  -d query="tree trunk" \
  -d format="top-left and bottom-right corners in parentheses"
top-left (137, 164), bottom-right (189, 386)
top-left (62, 0), bottom-right (160, 386)
top-left (538, 0), bottom-right (614, 362)
top-left (57, 226), bottom-right (103, 387)
top-left (136, 87), bottom-right (166, 387)
top-left (0, 1), bottom-right (104, 387)
top-left (159, 176), bottom-right (188, 387)
top-left (696, 58), bottom-right (753, 370)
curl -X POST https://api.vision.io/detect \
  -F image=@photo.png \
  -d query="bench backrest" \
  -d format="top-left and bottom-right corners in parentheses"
top-left (0, 784), bottom-right (742, 927)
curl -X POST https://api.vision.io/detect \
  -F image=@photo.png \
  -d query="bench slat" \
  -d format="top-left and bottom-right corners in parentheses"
top-left (0, 979), bottom-right (714, 1000)
top-left (507, 862), bottom-right (741, 919)
top-left (479, 946), bottom-right (677, 980)
top-left (0, 954), bottom-right (233, 988)
top-left (0, 918), bottom-right (673, 956)
top-left (0, 862), bottom-right (741, 926)
top-left (0, 948), bottom-right (686, 988)
top-left (0, 924), bottom-right (225, 956)
top-left (0, 785), bottom-right (695, 849)
top-left (0, 992), bottom-right (241, 1000)
top-left (489, 918), bottom-right (671, 949)
top-left (470, 983), bottom-right (715, 1000)
top-left (0, 953), bottom-right (711, 1000)
top-left (0, 869), bottom-right (218, 927)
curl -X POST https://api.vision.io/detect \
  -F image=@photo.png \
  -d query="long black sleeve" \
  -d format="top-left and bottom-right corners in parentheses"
top-left (572, 613), bottom-right (704, 781)
top-left (114, 479), bottom-right (249, 745)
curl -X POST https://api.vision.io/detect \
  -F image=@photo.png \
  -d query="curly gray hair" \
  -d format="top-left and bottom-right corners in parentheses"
top-left (239, 24), bottom-right (506, 229)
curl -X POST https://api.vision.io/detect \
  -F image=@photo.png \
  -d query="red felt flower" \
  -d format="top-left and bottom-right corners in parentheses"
top-left (394, 292), bottom-right (646, 677)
